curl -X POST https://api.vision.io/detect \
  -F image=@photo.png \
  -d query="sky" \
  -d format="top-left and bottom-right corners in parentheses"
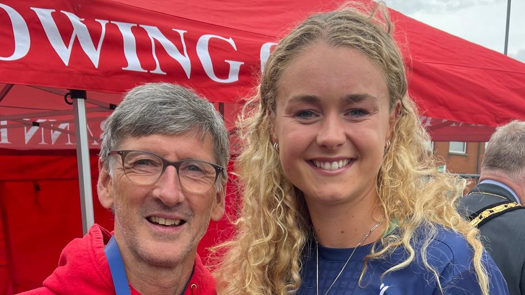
top-left (385, 0), bottom-right (525, 63)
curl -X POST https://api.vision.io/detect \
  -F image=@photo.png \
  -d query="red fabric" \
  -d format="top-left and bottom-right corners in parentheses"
top-left (0, 0), bottom-right (278, 101)
top-left (0, 208), bottom-right (13, 295)
top-left (18, 224), bottom-right (216, 295)
top-left (0, 150), bottom-right (110, 293)
top-left (0, 0), bottom-right (352, 101)
top-left (0, 88), bottom-right (243, 150)
top-left (391, 9), bottom-right (525, 127)
top-left (0, 180), bottom-right (113, 292)
top-left (1, 0), bottom-right (524, 137)
top-left (0, 149), bottom-right (99, 180)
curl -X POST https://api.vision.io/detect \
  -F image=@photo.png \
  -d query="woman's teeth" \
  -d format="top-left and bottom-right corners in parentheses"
top-left (312, 159), bottom-right (350, 170)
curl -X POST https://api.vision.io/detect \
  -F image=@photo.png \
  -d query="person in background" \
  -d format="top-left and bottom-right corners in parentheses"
top-left (459, 120), bottom-right (525, 295)
top-left (21, 83), bottom-right (228, 295)
top-left (214, 2), bottom-right (509, 295)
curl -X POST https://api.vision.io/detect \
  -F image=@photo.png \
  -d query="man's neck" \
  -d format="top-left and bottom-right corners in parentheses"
top-left (125, 260), bottom-right (194, 295)
top-left (480, 171), bottom-right (525, 204)
top-left (114, 234), bottom-right (196, 295)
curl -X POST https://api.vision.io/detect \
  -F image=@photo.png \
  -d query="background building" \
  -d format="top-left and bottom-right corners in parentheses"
top-left (433, 141), bottom-right (487, 191)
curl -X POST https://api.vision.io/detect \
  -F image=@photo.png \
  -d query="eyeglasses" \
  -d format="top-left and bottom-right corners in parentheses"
top-left (108, 150), bottom-right (224, 194)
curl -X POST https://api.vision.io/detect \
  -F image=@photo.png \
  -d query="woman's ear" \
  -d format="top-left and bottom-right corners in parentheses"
top-left (270, 110), bottom-right (278, 145)
top-left (387, 100), bottom-right (401, 139)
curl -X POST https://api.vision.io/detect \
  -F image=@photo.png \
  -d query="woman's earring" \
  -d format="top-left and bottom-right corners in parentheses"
top-left (384, 140), bottom-right (391, 153)
top-left (273, 142), bottom-right (279, 151)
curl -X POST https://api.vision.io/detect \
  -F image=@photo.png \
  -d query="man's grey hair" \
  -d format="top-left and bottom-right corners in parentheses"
top-left (482, 120), bottom-right (525, 181)
top-left (99, 83), bottom-right (229, 189)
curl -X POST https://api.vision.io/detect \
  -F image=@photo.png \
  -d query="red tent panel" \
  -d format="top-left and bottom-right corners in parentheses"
top-left (1, 0), bottom-right (524, 128)
top-left (1, 0), bottom-right (525, 292)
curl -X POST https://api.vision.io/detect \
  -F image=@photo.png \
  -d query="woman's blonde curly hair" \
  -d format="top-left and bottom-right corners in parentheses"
top-left (213, 2), bottom-right (489, 294)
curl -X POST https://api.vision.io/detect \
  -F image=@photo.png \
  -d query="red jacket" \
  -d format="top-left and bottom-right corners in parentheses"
top-left (19, 224), bottom-right (216, 295)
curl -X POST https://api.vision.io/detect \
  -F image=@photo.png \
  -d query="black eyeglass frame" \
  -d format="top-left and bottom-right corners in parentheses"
top-left (108, 150), bottom-right (225, 189)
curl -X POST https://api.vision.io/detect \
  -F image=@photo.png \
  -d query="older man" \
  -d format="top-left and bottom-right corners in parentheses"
top-left (22, 83), bottom-right (229, 295)
top-left (459, 120), bottom-right (525, 295)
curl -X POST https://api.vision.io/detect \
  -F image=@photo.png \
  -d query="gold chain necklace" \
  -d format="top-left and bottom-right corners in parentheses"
top-left (467, 190), bottom-right (507, 201)
top-left (316, 218), bottom-right (384, 295)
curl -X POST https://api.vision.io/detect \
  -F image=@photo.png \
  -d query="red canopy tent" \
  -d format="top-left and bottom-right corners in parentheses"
top-left (1, 0), bottom-right (525, 293)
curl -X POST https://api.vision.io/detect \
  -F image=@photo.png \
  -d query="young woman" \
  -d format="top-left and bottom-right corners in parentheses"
top-left (215, 2), bottom-right (509, 295)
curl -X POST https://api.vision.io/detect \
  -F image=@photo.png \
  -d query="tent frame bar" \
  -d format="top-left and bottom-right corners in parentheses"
top-left (71, 89), bottom-right (94, 235)
top-left (0, 84), bottom-right (14, 103)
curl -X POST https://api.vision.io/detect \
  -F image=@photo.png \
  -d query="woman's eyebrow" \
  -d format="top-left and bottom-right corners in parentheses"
top-left (286, 95), bottom-right (321, 105)
top-left (284, 93), bottom-right (379, 106)
top-left (343, 93), bottom-right (379, 104)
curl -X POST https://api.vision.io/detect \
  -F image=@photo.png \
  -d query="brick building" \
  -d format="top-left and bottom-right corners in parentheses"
top-left (432, 141), bottom-right (487, 190)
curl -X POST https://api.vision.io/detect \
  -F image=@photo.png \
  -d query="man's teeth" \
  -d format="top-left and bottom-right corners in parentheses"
top-left (313, 159), bottom-right (350, 171)
top-left (149, 216), bottom-right (183, 226)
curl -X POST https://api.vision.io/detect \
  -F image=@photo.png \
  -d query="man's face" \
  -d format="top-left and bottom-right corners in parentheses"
top-left (98, 133), bottom-right (225, 267)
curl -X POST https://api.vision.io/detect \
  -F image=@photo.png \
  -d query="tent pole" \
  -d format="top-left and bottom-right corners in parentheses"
top-left (0, 84), bottom-right (14, 103)
top-left (504, 0), bottom-right (511, 55)
top-left (71, 90), bottom-right (94, 235)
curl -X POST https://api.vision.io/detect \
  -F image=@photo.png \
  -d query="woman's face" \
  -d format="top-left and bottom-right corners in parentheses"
top-left (272, 42), bottom-right (397, 207)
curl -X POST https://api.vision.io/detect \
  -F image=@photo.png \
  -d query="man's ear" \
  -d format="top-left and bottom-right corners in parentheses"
top-left (210, 187), bottom-right (226, 222)
top-left (97, 160), bottom-right (114, 209)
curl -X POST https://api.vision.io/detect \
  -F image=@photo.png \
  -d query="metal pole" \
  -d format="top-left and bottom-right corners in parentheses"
top-left (504, 0), bottom-right (511, 55)
top-left (0, 84), bottom-right (14, 103)
top-left (71, 89), bottom-right (94, 235)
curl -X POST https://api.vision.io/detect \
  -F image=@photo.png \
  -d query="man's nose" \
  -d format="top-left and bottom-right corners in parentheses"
top-left (152, 165), bottom-right (185, 206)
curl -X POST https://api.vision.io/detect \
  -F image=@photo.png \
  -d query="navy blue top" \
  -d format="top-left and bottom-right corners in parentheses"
top-left (298, 226), bottom-right (509, 294)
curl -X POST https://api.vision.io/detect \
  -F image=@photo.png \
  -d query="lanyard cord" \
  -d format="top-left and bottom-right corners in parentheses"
top-left (105, 236), bottom-right (132, 295)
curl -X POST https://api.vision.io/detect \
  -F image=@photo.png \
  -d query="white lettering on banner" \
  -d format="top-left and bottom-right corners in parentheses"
top-left (50, 122), bottom-right (73, 145)
top-left (2, 5), bottom-right (281, 87)
top-left (99, 119), bottom-right (106, 136)
top-left (31, 8), bottom-right (108, 67)
top-left (419, 116), bottom-right (433, 127)
top-left (0, 121), bottom-right (11, 144)
top-left (140, 26), bottom-right (191, 77)
top-left (85, 123), bottom-right (100, 145)
top-left (24, 119), bottom-right (47, 145)
top-left (112, 21), bottom-right (147, 73)
top-left (197, 34), bottom-right (244, 83)
top-left (450, 121), bottom-right (464, 127)
top-left (0, 3), bottom-right (30, 61)
top-left (13, 118), bottom-right (105, 147)
top-left (260, 42), bottom-right (277, 73)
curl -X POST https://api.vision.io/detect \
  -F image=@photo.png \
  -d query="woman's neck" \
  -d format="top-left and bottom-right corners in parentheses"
top-left (307, 189), bottom-right (385, 248)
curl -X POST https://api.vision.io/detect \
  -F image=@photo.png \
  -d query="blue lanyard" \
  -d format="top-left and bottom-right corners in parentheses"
top-left (105, 236), bottom-right (132, 295)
